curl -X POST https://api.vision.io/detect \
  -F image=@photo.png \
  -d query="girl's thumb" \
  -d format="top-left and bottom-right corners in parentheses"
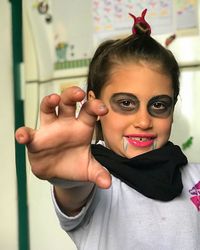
top-left (88, 160), bottom-right (112, 189)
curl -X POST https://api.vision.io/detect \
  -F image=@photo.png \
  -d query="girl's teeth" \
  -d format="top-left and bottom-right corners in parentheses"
top-left (130, 137), bottom-right (150, 142)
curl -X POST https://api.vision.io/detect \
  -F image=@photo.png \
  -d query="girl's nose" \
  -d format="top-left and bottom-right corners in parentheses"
top-left (132, 107), bottom-right (153, 130)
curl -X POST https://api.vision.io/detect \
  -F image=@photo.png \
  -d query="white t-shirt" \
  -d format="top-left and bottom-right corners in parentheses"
top-left (52, 163), bottom-right (200, 250)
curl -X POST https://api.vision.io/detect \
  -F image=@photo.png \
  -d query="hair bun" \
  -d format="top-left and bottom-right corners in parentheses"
top-left (129, 9), bottom-right (151, 36)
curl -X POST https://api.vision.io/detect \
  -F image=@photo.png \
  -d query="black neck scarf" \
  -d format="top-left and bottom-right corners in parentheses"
top-left (91, 141), bottom-right (188, 201)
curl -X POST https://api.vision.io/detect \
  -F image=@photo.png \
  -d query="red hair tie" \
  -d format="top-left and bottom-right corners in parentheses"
top-left (129, 9), bottom-right (151, 36)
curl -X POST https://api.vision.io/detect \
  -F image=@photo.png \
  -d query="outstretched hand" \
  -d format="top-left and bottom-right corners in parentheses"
top-left (15, 86), bottom-right (111, 189)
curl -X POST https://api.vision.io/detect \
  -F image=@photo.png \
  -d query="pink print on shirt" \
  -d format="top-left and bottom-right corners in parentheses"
top-left (189, 181), bottom-right (200, 211)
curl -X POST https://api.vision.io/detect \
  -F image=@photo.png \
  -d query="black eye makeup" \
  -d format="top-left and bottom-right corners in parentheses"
top-left (110, 93), bottom-right (139, 113)
top-left (110, 93), bottom-right (173, 118)
top-left (147, 95), bottom-right (174, 118)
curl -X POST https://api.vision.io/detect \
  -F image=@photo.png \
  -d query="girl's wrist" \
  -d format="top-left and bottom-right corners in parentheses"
top-left (49, 177), bottom-right (90, 189)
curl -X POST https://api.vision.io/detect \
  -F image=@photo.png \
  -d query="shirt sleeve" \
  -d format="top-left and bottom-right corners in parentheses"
top-left (51, 185), bottom-right (98, 231)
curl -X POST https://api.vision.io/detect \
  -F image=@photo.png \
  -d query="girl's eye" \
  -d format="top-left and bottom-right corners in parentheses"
top-left (148, 95), bottom-right (173, 118)
top-left (152, 102), bottom-right (167, 111)
top-left (117, 99), bottom-right (137, 111)
top-left (110, 93), bottom-right (139, 113)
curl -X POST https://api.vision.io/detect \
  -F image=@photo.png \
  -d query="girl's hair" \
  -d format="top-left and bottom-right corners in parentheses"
top-left (86, 28), bottom-right (180, 141)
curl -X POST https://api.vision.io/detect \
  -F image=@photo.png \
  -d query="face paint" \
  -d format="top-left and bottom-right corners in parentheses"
top-left (123, 137), bottom-right (128, 152)
top-left (152, 139), bottom-right (157, 150)
top-left (110, 93), bottom-right (173, 118)
top-left (147, 95), bottom-right (173, 118)
top-left (110, 93), bottom-right (139, 114)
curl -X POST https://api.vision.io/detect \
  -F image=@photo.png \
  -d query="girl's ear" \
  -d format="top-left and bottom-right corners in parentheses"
top-left (88, 90), bottom-right (96, 100)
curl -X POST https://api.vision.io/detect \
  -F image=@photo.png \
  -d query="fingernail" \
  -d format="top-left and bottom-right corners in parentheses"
top-left (98, 104), bottom-right (106, 111)
top-left (73, 88), bottom-right (82, 95)
top-left (17, 133), bottom-right (24, 142)
top-left (48, 94), bottom-right (55, 99)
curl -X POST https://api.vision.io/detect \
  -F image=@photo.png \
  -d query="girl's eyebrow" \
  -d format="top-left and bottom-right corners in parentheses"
top-left (110, 92), bottom-right (138, 99)
top-left (149, 95), bottom-right (173, 103)
top-left (111, 93), bottom-right (173, 101)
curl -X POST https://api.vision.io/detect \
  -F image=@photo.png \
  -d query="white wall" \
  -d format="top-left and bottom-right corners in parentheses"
top-left (0, 1), bottom-right (18, 249)
top-left (23, 2), bottom-right (76, 249)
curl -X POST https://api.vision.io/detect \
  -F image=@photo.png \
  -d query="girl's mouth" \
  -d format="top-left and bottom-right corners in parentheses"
top-left (124, 134), bottom-right (156, 148)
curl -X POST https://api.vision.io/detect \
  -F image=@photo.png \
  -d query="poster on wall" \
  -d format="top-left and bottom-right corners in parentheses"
top-left (175, 0), bottom-right (199, 31)
top-left (27, 0), bottom-right (199, 73)
top-left (92, 0), bottom-right (173, 38)
top-left (92, 0), bottom-right (199, 44)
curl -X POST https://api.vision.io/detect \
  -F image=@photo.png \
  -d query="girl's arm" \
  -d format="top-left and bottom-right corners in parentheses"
top-left (54, 183), bottom-right (95, 216)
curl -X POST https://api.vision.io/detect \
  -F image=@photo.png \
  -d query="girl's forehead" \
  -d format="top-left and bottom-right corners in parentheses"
top-left (101, 63), bottom-right (173, 98)
top-left (108, 61), bottom-right (170, 79)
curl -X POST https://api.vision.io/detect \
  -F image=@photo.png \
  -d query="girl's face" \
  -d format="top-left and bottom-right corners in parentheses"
top-left (96, 62), bottom-right (174, 158)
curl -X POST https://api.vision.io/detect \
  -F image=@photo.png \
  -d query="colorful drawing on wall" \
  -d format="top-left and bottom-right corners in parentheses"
top-left (55, 42), bottom-right (68, 62)
top-left (54, 56), bottom-right (91, 71)
top-left (92, 0), bottom-right (173, 41)
top-left (175, 0), bottom-right (198, 30)
top-left (92, 0), bottom-right (199, 43)
top-left (165, 34), bottom-right (176, 47)
top-left (182, 136), bottom-right (194, 150)
top-left (54, 41), bottom-right (90, 70)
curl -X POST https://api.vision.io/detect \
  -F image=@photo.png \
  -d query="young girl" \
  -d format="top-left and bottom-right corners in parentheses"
top-left (16, 9), bottom-right (200, 250)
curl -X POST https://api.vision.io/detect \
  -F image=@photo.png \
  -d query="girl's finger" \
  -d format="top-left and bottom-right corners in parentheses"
top-left (58, 86), bottom-right (86, 118)
top-left (88, 158), bottom-right (112, 189)
top-left (15, 126), bottom-right (35, 145)
top-left (40, 94), bottom-right (60, 126)
top-left (78, 99), bottom-right (108, 128)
